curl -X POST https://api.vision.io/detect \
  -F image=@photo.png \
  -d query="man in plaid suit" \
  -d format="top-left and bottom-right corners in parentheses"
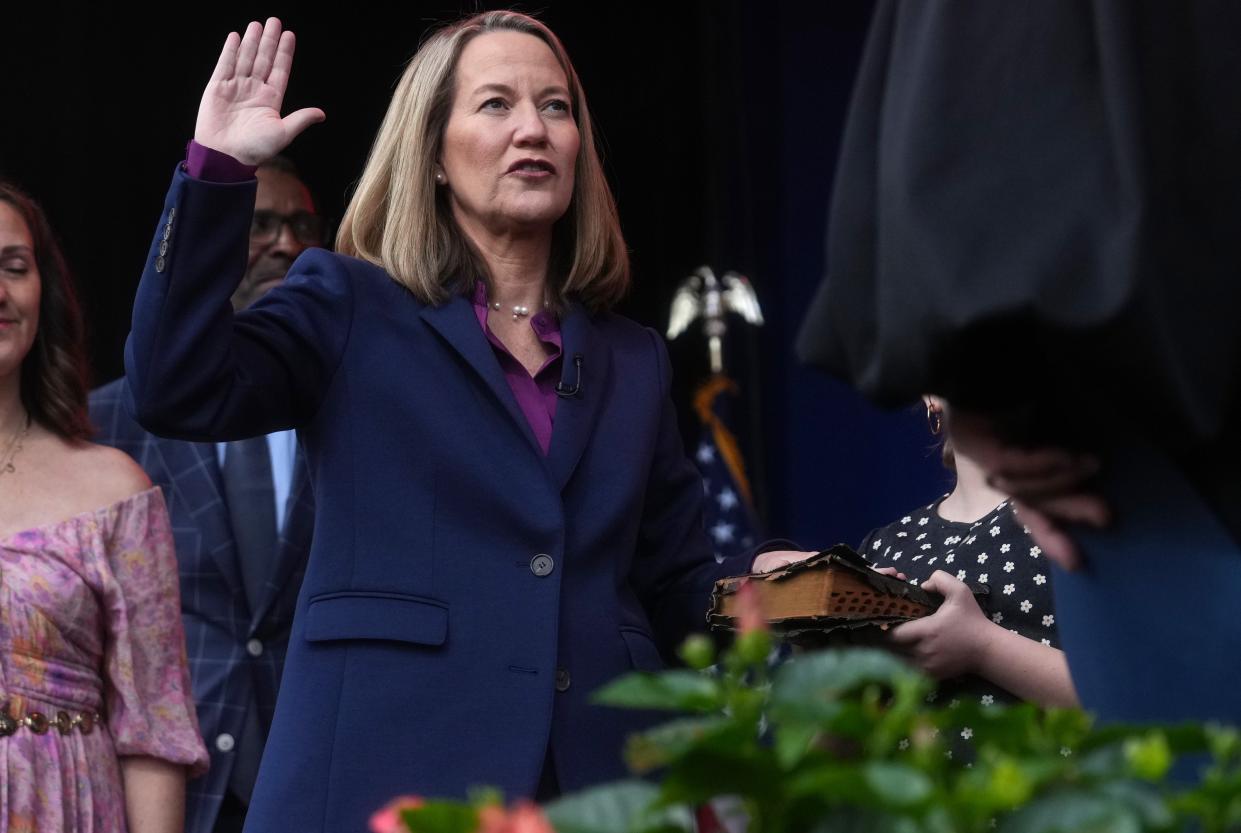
top-left (91, 156), bottom-right (319, 833)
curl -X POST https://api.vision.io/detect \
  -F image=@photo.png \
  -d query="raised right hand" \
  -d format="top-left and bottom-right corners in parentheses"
top-left (195, 17), bottom-right (325, 166)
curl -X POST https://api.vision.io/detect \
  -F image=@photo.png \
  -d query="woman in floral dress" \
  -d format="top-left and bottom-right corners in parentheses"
top-left (0, 182), bottom-right (208, 832)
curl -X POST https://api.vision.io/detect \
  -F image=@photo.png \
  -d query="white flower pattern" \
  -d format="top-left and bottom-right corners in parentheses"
top-left (860, 501), bottom-right (1059, 709)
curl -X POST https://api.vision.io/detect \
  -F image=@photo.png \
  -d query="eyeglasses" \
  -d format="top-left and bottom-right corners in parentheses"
top-left (250, 210), bottom-right (326, 246)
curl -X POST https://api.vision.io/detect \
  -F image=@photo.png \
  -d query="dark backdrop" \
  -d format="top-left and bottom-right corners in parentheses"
top-left (1, 1), bottom-right (950, 549)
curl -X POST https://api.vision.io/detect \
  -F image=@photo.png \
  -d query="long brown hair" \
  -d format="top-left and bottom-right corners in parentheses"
top-left (0, 183), bottom-right (91, 441)
top-left (336, 10), bottom-right (630, 312)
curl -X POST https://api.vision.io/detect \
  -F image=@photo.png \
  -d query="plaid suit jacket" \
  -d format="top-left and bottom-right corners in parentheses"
top-left (90, 379), bottom-right (313, 833)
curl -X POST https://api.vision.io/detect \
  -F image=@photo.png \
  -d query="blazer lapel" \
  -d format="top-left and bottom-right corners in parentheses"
top-left (546, 304), bottom-right (611, 491)
top-left (253, 441), bottom-right (314, 628)
top-left (151, 437), bottom-right (243, 592)
top-left (419, 297), bottom-right (545, 458)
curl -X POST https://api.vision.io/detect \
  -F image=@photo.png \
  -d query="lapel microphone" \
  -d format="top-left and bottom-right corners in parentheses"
top-left (556, 353), bottom-right (584, 398)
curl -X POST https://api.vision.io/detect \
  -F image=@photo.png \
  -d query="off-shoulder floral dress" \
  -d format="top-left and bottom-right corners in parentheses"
top-left (0, 487), bottom-right (208, 832)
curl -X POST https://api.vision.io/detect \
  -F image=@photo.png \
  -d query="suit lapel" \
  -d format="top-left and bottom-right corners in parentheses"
top-left (419, 296), bottom-right (545, 458)
top-left (151, 437), bottom-right (243, 592)
top-left (546, 304), bottom-right (611, 491)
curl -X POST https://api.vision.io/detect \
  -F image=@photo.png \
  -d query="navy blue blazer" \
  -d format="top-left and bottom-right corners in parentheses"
top-left (125, 167), bottom-right (750, 833)
top-left (90, 380), bottom-right (313, 833)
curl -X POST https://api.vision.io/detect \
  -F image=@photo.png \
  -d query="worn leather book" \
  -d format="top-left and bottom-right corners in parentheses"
top-left (708, 545), bottom-right (987, 643)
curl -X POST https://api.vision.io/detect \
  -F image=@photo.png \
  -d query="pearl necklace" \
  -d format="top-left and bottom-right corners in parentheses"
top-left (491, 301), bottom-right (534, 321)
top-left (489, 291), bottom-right (549, 322)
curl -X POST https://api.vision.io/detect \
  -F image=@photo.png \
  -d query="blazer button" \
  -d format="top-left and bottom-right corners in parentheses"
top-left (246, 638), bottom-right (264, 657)
top-left (162, 224), bottom-right (172, 241)
top-left (529, 554), bottom-right (555, 577)
top-left (555, 668), bottom-right (571, 692)
top-left (215, 733), bottom-right (235, 752)
top-left (155, 256), bottom-right (166, 273)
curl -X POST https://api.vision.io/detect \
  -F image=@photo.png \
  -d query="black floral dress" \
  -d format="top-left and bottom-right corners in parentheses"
top-left (859, 499), bottom-right (1060, 708)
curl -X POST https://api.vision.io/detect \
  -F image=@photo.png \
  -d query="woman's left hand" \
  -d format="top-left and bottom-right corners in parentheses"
top-left (886, 570), bottom-right (996, 679)
top-left (752, 550), bottom-right (817, 573)
top-left (947, 408), bottom-right (1109, 571)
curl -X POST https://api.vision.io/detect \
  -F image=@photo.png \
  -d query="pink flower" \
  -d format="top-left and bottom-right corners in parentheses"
top-left (477, 801), bottom-right (555, 833)
top-left (734, 579), bottom-right (768, 634)
top-left (369, 796), bottom-right (424, 833)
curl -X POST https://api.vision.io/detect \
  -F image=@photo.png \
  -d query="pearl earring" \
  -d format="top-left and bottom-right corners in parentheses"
top-left (435, 171), bottom-right (447, 185)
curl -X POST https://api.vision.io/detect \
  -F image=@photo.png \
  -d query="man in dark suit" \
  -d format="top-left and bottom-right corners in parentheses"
top-left (91, 156), bottom-right (322, 833)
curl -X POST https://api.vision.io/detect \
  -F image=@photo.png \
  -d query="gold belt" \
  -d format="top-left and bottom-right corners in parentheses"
top-left (0, 705), bottom-right (103, 736)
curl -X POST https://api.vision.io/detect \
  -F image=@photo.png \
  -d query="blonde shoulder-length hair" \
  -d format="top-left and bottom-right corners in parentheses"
top-left (336, 10), bottom-right (630, 312)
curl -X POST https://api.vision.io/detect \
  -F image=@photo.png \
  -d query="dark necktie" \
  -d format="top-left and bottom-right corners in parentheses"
top-left (221, 436), bottom-right (277, 805)
top-left (222, 436), bottom-right (278, 616)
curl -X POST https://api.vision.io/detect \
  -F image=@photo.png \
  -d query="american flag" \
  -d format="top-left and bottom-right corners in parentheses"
top-left (691, 375), bottom-right (761, 563)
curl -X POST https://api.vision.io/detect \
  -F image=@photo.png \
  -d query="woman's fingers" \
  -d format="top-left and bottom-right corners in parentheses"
top-left (251, 18), bottom-right (284, 83)
top-left (209, 31), bottom-right (242, 84)
top-left (1036, 493), bottom-right (1110, 528)
top-left (282, 107), bottom-right (327, 141)
top-left (919, 569), bottom-right (968, 599)
top-left (989, 452), bottom-right (1100, 502)
top-left (267, 30), bottom-right (298, 94)
top-left (871, 566), bottom-right (908, 581)
top-left (753, 550), bottom-right (818, 573)
top-left (1015, 501), bottom-right (1083, 571)
top-left (234, 20), bottom-right (266, 78)
top-left (887, 618), bottom-right (929, 646)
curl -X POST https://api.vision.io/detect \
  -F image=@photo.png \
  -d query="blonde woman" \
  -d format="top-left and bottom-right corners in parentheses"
top-left (124, 13), bottom-right (796, 833)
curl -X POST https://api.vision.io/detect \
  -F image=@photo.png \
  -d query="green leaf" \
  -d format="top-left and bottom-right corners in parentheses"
top-left (770, 650), bottom-right (921, 724)
top-left (624, 717), bottom-right (734, 773)
top-left (678, 635), bottom-right (715, 671)
top-left (1124, 732), bottom-right (1173, 782)
top-left (400, 803), bottom-right (479, 833)
top-left (593, 670), bottom-right (724, 713)
top-left (862, 762), bottom-right (933, 808)
top-left (785, 763), bottom-right (868, 801)
top-left (1206, 723), bottom-right (1241, 763)
top-left (999, 791), bottom-right (1141, 833)
top-left (732, 629), bottom-right (774, 667)
top-left (1097, 781), bottom-right (1174, 830)
top-left (544, 780), bottom-right (689, 833)
top-left (774, 722), bottom-right (819, 769)
top-left (658, 745), bottom-right (783, 806)
top-left (805, 806), bottom-right (910, 833)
